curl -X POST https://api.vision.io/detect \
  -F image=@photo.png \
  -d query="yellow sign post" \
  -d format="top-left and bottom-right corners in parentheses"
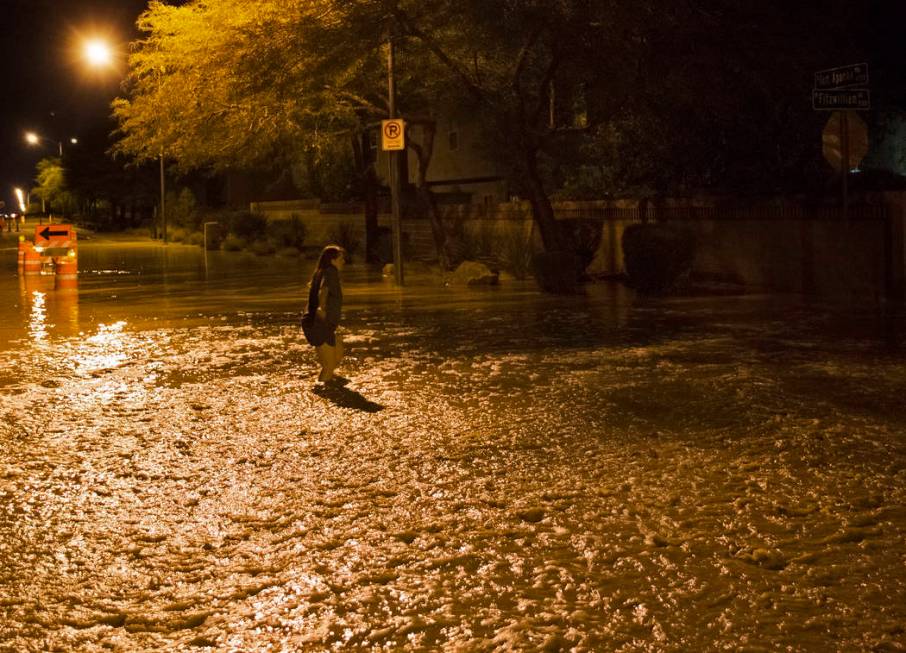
top-left (381, 119), bottom-right (405, 151)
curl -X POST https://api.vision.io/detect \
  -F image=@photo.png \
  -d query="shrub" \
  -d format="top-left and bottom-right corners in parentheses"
top-left (458, 220), bottom-right (495, 261)
top-left (227, 211), bottom-right (268, 242)
top-left (622, 223), bottom-right (696, 294)
top-left (165, 188), bottom-right (200, 230)
top-left (187, 232), bottom-right (205, 247)
top-left (276, 246), bottom-right (301, 258)
top-left (496, 227), bottom-right (535, 280)
top-left (266, 215), bottom-right (307, 250)
top-left (560, 219), bottom-right (603, 277)
top-left (222, 235), bottom-right (246, 252)
top-left (327, 221), bottom-right (361, 261)
top-left (168, 227), bottom-right (189, 243)
top-left (249, 239), bottom-right (275, 256)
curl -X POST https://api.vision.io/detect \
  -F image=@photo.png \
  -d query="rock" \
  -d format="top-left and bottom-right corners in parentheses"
top-left (516, 507), bottom-right (545, 523)
top-left (449, 261), bottom-right (499, 286)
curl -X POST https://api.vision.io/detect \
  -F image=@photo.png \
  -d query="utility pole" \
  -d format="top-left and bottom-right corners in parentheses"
top-left (160, 150), bottom-right (167, 244)
top-left (387, 37), bottom-right (404, 286)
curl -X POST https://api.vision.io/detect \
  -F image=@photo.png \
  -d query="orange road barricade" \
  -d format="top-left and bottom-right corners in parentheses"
top-left (17, 224), bottom-right (78, 286)
top-left (54, 252), bottom-right (79, 291)
top-left (23, 244), bottom-right (42, 276)
top-left (17, 236), bottom-right (28, 269)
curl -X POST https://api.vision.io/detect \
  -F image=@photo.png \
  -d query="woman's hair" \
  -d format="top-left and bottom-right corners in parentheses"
top-left (312, 245), bottom-right (345, 281)
top-left (307, 245), bottom-right (344, 317)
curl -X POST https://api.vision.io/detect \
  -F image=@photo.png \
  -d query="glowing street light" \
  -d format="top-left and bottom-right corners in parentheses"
top-left (25, 131), bottom-right (64, 157)
top-left (83, 38), bottom-right (113, 68)
top-left (14, 188), bottom-right (27, 214)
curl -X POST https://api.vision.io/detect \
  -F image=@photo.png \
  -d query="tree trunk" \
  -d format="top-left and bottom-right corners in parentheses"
top-left (522, 146), bottom-right (565, 252)
top-left (352, 130), bottom-right (380, 263)
top-left (408, 120), bottom-right (456, 270)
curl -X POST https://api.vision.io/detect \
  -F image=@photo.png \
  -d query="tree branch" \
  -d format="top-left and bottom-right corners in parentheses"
top-left (388, 5), bottom-right (487, 106)
top-left (328, 88), bottom-right (386, 115)
top-left (512, 24), bottom-right (545, 89)
top-left (531, 49), bottom-right (561, 129)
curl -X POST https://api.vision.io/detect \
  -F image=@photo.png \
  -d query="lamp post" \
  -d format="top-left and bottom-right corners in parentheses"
top-left (25, 131), bottom-right (63, 157)
top-left (14, 187), bottom-right (27, 214)
top-left (80, 36), bottom-right (165, 242)
top-left (24, 131), bottom-right (76, 222)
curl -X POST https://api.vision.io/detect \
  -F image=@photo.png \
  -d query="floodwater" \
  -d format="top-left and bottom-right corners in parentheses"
top-left (1, 240), bottom-right (905, 652)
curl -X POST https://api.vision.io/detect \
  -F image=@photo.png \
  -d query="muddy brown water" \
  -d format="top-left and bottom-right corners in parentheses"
top-left (1, 241), bottom-right (905, 651)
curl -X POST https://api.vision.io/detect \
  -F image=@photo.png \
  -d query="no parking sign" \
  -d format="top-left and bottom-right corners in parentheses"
top-left (381, 119), bottom-right (405, 151)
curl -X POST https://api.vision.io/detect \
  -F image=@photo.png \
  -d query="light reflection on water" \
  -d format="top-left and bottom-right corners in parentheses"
top-left (73, 321), bottom-right (130, 376)
top-left (0, 240), bottom-right (904, 651)
top-left (26, 290), bottom-right (47, 343)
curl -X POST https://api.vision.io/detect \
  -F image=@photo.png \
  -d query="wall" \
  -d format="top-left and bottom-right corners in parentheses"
top-left (249, 194), bottom-right (906, 300)
top-left (691, 211), bottom-right (887, 299)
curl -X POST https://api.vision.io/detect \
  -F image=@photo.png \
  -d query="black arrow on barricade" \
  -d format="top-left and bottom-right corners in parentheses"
top-left (39, 227), bottom-right (69, 240)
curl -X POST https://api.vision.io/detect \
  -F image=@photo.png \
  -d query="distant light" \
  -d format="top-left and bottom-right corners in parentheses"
top-left (84, 39), bottom-right (113, 67)
top-left (14, 187), bottom-right (26, 213)
top-left (70, 137), bottom-right (79, 145)
top-left (25, 132), bottom-right (39, 146)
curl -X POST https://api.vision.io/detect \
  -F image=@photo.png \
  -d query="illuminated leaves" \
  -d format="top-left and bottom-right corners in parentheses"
top-left (113, 0), bottom-right (384, 172)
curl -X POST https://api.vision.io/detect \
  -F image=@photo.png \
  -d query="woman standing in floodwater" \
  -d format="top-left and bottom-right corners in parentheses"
top-left (301, 245), bottom-right (346, 384)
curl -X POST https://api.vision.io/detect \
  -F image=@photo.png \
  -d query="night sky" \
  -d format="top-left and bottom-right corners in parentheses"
top-left (0, 0), bottom-right (148, 211)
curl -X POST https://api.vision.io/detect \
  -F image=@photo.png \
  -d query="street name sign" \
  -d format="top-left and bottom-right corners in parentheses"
top-left (381, 119), bottom-right (405, 151)
top-left (813, 63), bottom-right (870, 217)
top-left (812, 89), bottom-right (870, 111)
top-left (814, 63), bottom-right (869, 90)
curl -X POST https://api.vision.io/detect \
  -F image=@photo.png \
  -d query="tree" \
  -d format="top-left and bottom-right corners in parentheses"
top-left (116, 1), bottom-right (880, 279)
top-left (561, 0), bottom-right (874, 197)
top-left (114, 0), bottom-right (484, 265)
top-left (32, 158), bottom-right (77, 217)
top-left (65, 121), bottom-right (159, 227)
top-left (390, 0), bottom-right (904, 233)
top-left (382, 0), bottom-right (619, 255)
top-left (116, 2), bottom-right (402, 256)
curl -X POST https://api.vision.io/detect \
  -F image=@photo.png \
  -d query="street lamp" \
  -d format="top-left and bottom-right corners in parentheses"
top-left (79, 35), bottom-right (168, 243)
top-left (14, 188), bottom-right (27, 214)
top-left (25, 131), bottom-right (64, 157)
top-left (83, 38), bottom-right (113, 68)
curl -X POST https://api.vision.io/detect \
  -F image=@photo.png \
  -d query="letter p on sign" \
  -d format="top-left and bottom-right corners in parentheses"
top-left (381, 119), bottom-right (405, 151)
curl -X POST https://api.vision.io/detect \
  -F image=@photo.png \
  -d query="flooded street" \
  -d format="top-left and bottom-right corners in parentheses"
top-left (1, 241), bottom-right (905, 652)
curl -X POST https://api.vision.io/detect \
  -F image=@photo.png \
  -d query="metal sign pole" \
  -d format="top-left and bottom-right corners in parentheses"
top-left (842, 112), bottom-right (850, 222)
top-left (387, 38), bottom-right (404, 286)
